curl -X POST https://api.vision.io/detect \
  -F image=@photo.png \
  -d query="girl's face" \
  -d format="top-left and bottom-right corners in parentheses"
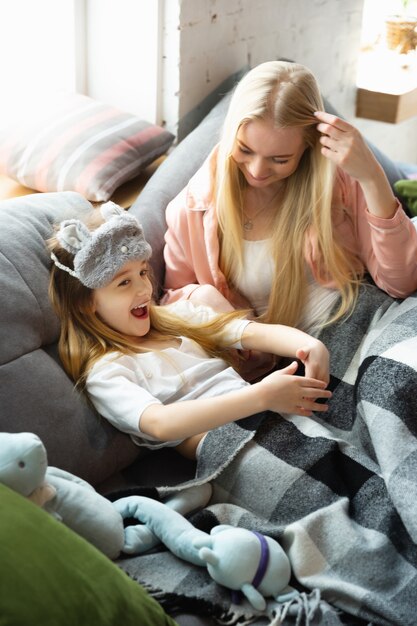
top-left (231, 118), bottom-right (306, 189)
top-left (92, 259), bottom-right (153, 340)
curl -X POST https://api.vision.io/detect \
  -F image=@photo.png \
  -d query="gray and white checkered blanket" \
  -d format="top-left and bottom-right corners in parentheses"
top-left (119, 285), bottom-right (417, 626)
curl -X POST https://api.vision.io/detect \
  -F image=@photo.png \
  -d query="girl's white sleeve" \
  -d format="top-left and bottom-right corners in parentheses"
top-left (86, 355), bottom-right (181, 448)
top-left (166, 301), bottom-right (251, 348)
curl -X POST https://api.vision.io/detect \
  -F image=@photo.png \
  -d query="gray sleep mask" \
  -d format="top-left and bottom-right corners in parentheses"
top-left (51, 201), bottom-right (152, 289)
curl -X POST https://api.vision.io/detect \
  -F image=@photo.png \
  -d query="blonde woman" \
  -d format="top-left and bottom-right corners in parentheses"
top-left (163, 61), bottom-right (417, 344)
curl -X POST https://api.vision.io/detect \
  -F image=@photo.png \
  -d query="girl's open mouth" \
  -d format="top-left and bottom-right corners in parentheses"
top-left (131, 304), bottom-right (148, 318)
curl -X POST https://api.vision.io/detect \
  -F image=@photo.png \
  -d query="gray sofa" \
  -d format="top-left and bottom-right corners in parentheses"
top-left (0, 85), bottom-right (415, 626)
top-left (0, 88), bottom-right (231, 474)
top-left (0, 87), bottom-right (234, 626)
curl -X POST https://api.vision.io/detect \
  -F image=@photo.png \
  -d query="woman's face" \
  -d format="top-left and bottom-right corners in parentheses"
top-left (231, 118), bottom-right (307, 189)
top-left (92, 259), bottom-right (153, 340)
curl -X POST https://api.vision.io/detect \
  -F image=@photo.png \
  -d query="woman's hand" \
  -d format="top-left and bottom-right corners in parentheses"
top-left (296, 339), bottom-right (330, 385)
top-left (257, 361), bottom-right (332, 417)
top-left (190, 284), bottom-right (255, 315)
top-left (314, 111), bottom-right (380, 183)
top-left (314, 110), bottom-right (397, 219)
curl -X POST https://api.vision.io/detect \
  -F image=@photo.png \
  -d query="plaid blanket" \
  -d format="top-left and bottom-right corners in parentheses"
top-left (118, 284), bottom-right (417, 626)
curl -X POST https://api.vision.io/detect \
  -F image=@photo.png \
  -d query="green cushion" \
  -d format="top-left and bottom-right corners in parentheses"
top-left (394, 179), bottom-right (417, 216)
top-left (0, 483), bottom-right (177, 626)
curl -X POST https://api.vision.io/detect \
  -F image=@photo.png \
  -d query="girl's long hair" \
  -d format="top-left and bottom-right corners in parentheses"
top-left (48, 224), bottom-right (246, 388)
top-left (216, 61), bottom-right (363, 328)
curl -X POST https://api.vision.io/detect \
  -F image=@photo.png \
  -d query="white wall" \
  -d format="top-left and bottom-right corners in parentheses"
top-left (85, 0), bottom-right (160, 123)
top-left (84, 0), bottom-right (417, 163)
top-left (159, 0), bottom-right (181, 131)
top-left (169, 0), bottom-right (417, 162)
top-left (176, 0), bottom-right (363, 122)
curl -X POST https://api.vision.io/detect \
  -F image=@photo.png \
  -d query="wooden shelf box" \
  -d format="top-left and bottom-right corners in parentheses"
top-left (356, 85), bottom-right (417, 123)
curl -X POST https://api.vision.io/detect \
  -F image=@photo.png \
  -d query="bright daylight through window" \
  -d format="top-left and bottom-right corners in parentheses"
top-left (358, 0), bottom-right (417, 94)
top-left (0, 0), bottom-right (79, 125)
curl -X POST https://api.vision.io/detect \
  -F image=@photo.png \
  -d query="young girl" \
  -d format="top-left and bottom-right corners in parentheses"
top-left (48, 203), bottom-right (332, 459)
top-left (162, 61), bottom-right (417, 338)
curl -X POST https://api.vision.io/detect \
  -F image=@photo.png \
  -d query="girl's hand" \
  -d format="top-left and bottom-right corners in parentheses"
top-left (296, 339), bottom-right (330, 384)
top-left (314, 111), bottom-right (380, 185)
top-left (258, 361), bottom-right (332, 417)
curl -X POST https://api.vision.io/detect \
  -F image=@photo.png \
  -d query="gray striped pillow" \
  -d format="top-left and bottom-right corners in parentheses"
top-left (0, 92), bottom-right (175, 202)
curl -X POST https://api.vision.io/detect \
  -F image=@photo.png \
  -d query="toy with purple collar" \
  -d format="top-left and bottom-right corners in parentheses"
top-left (115, 495), bottom-right (295, 611)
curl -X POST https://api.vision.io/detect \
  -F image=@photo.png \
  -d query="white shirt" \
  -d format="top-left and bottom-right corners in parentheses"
top-left (86, 301), bottom-right (251, 449)
top-left (298, 272), bottom-right (340, 336)
top-left (235, 239), bottom-right (339, 332)
top-left (235, 239), bottom-right (274, 316)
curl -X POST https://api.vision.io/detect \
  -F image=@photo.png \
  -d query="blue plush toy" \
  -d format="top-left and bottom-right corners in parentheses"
top-left (1, 432), bottom-right (295, 610)
top-left (0, 431), bottom-right (125, 558)
top-left (0, 431), bottom-right (210, 559)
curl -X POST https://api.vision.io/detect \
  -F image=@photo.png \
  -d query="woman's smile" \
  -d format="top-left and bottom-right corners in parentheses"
top-left (232, 119), bottom-right (306, 189)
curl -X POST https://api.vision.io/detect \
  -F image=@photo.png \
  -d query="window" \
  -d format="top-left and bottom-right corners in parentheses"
top-left (358, 0), bottom-right (417, 93)
top-left (0, 0), bottom-right (79, 120)
top-left (0, 0), bottom-right (163, 124)
top-left (356, 0), bottom-right (417, 122)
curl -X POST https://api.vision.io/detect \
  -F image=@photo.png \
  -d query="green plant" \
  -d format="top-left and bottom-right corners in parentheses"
top-left (401, 0), bottom-right (412, 14)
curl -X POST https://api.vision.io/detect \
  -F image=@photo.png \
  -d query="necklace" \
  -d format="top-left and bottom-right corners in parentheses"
top-left (242, 189), bottom-right (281, 231)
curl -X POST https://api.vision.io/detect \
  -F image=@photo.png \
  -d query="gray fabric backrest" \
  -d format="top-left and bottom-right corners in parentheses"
top-left (130, 92), bottom-right (232, 295)
top-left (0, 192), bottom-right (140, 485)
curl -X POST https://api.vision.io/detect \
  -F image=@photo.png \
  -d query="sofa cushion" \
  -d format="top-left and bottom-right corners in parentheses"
top-left (0, 192), bottom-right (140, 485)
top-left (0, 483), bottom-right (176, 626)
top-left (0, 91), bottom-right (175, 202)
top-left (130, 91), bottom-right (232, 295)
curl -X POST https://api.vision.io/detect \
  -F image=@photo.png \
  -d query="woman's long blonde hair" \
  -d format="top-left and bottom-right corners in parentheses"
top-left (48, 218), bottom-right (245, 389)
top-left (216, 61), bottom-right (363, 328)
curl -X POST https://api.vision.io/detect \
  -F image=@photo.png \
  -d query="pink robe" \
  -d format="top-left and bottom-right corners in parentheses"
top-left (163, 147), bottom-right (417, 305)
